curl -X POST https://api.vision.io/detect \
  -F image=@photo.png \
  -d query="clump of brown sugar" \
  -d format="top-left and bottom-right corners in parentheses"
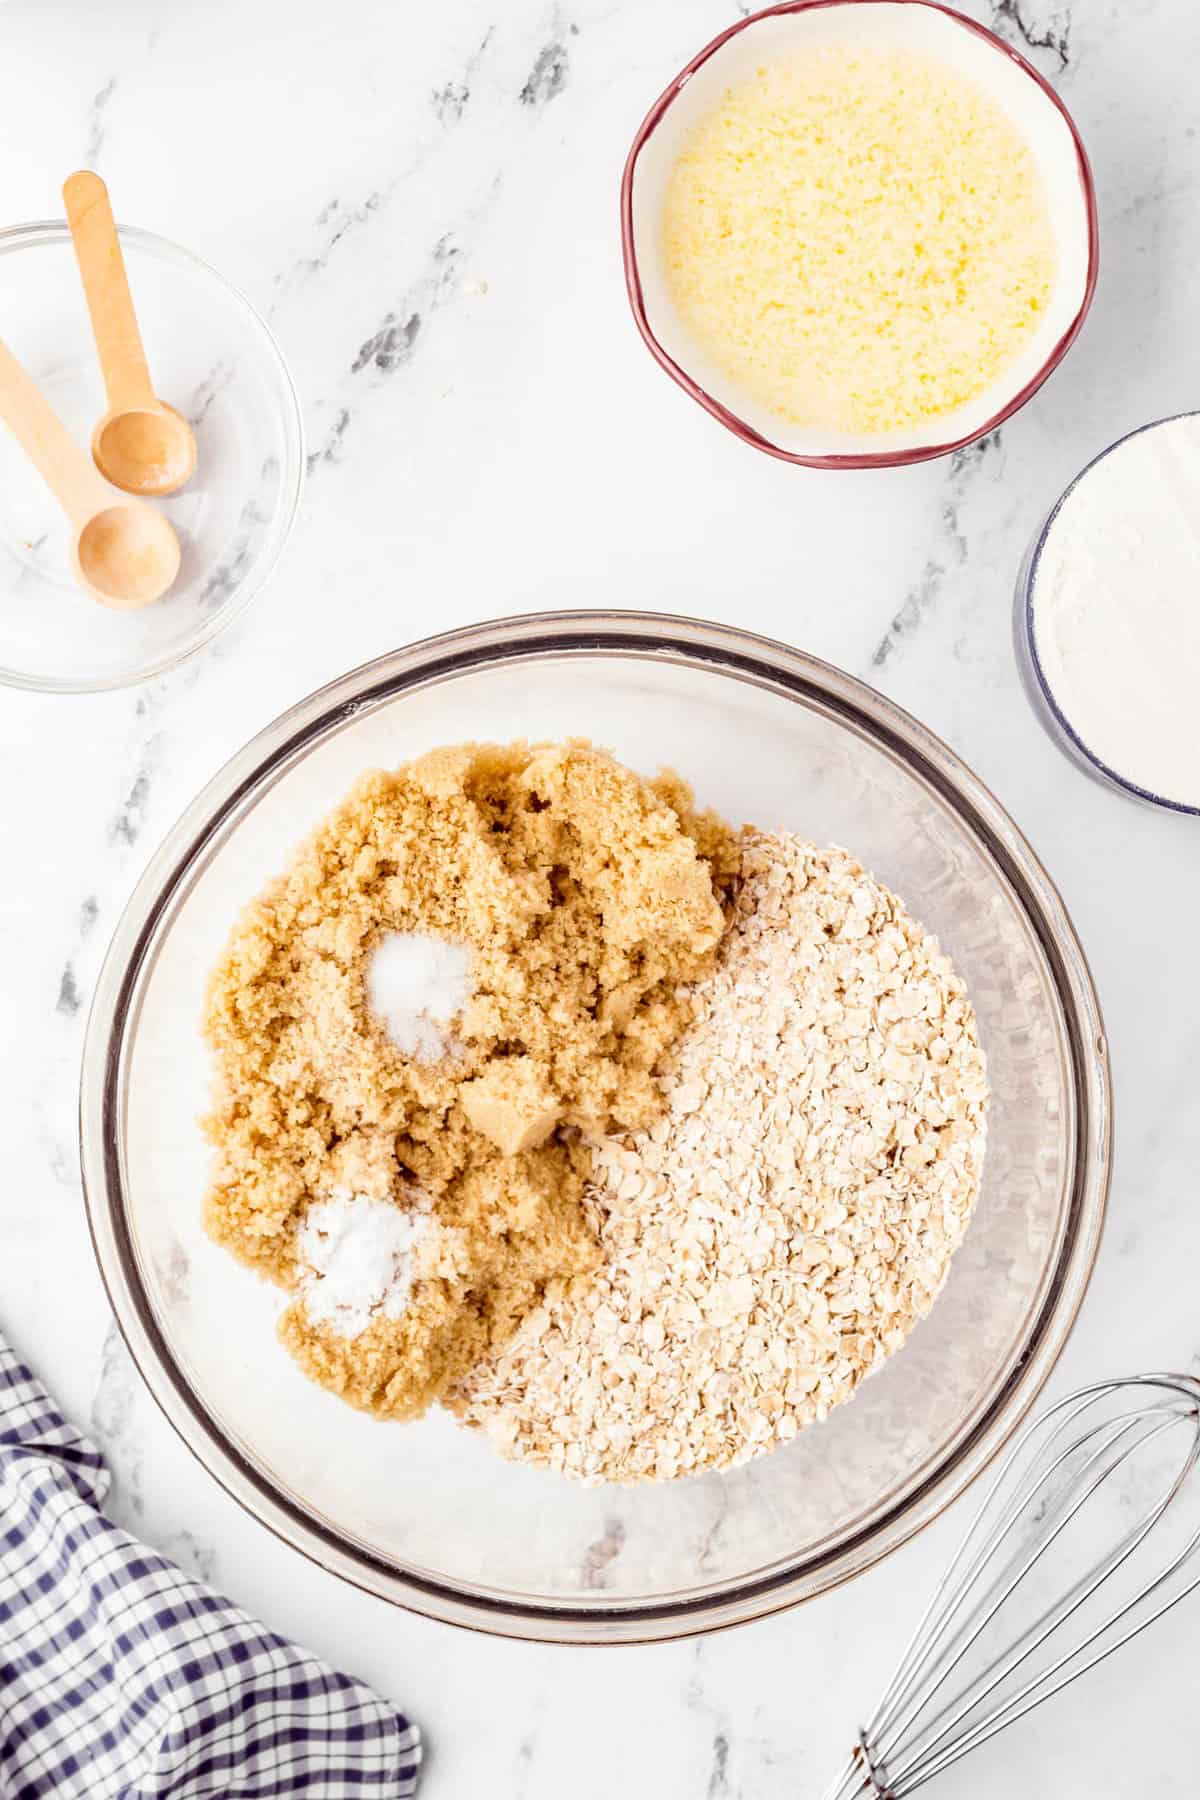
top-left (202, 740), bottom-right (735, 1420)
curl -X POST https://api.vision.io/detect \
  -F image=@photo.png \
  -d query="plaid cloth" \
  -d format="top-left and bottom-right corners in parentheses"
top-left (0, 1332), bottom-right (421, 1798)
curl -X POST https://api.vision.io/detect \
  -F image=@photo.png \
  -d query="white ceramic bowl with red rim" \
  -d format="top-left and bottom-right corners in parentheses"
top-left (620, 0), bottom-right (1099, 470)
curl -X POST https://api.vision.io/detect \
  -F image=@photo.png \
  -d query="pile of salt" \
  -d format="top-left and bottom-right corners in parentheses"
top-left (365, 932), bottom-right (472, 1061)
top-left (295, 1191), bottom-right (428, 1339)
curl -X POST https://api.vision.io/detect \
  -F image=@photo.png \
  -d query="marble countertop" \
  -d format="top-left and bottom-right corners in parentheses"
top-left (3, 0), bottom-right (1199, 1792)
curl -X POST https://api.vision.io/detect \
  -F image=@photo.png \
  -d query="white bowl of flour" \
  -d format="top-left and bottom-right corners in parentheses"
top-left (1017, 411), bottom-right (1200, 816)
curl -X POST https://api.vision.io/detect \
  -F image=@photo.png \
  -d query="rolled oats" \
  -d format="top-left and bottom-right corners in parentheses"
top-left (452, 831), bottom-right (989, 1483)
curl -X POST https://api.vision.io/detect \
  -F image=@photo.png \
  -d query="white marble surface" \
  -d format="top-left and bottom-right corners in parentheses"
top-left (2, 0), bottom-right (1199, 1793)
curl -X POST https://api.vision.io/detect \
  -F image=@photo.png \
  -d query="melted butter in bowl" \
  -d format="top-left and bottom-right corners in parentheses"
top-left (660, 43), bottom-right (1057, 438)
top-left (623, 0), bottom-right (1097, 466)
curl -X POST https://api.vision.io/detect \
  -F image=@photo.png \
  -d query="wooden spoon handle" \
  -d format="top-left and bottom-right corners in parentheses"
top-left (0, 338), bottom-right (110, 525)
top-left (63, 169), bottom-right (157, 416)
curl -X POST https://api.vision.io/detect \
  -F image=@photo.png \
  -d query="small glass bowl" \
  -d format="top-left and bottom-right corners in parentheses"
top-left (0, 222), bottom-right (304, 693)
top-left (80, 612), bottom-right (1110, 1643)
top-left (1014, 414), bottom-right (1200, 818)
top-left (621, 0), bottom-right (1099, 470)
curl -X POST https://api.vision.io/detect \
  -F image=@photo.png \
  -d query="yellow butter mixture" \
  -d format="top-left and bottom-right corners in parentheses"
top-left (661, 44), bottom-right (1057, 435)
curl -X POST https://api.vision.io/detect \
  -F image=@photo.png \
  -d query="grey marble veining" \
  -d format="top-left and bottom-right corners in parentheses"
top-left (2, 0), bottom-right (1200, 1793)
top-left (869, 433), bottom-right (1003, 672)
top-left (989, 0), bottom-right (1072, 70)
top-left (90, 1322), bottom-right (144, 1522)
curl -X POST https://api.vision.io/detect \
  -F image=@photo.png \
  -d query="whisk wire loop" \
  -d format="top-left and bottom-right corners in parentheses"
top-left (879, 1407), bottom-right (1187, 1786)
top-left (912, 1435), bottom-right (1200, 1791)
top-left (823, 1374), bottom-right (1200, 1800)
top-left (863, 1384), bottom-right (1116, 1753)
top-left (871, 1405), bottom-right (1153, 1765)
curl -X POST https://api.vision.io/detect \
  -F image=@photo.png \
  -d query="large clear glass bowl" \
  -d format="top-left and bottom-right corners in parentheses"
top-left (0, 222), bottom-right (303, 693)
top-left (80, 613), bottom-right (1110, 1642)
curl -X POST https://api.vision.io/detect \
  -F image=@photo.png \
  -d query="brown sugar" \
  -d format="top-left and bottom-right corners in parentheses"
top-left (460, 1056), bottom-right (563, 1155)
top-left (202, 740), bottom-right (735, 1420)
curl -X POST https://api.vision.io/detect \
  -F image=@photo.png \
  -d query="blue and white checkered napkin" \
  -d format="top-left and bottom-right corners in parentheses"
top-left (0, 1332), bottom-right (421, 1798)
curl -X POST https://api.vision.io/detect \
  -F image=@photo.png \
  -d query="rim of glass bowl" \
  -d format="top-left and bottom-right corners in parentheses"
top-left (1018, 411), bottom-right (1200, 818)
top-left (0, 220), bottom-right (305, 695)
top-left (79, 611), bottom-right (1111, 1643)
top-left (619, 0), bottom-right (1100, 472)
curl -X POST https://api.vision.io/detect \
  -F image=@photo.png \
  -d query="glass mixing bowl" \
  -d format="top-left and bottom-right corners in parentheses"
top-left (80, 613), bottom-right (1109, 1642)
top-left (0, 222), bottom-right (303, 692)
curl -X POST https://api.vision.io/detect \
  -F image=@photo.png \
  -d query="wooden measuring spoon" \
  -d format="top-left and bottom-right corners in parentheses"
top-left (0, 339), bottom-right (180, 608)
top-left (63, 169), bottom-right (197, 497)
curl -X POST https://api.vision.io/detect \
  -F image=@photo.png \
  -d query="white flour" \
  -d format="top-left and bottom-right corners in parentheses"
top-left (366, 931), bottom-right (472, 1061)
top-left (296, 1191), bottom-right (428, 1338)
top-left (1031, 413), bottom-right (1200, 807)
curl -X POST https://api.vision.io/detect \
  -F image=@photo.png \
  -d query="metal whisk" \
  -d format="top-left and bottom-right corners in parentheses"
top-left (824, 1373), bottom-right (1200, 1798)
